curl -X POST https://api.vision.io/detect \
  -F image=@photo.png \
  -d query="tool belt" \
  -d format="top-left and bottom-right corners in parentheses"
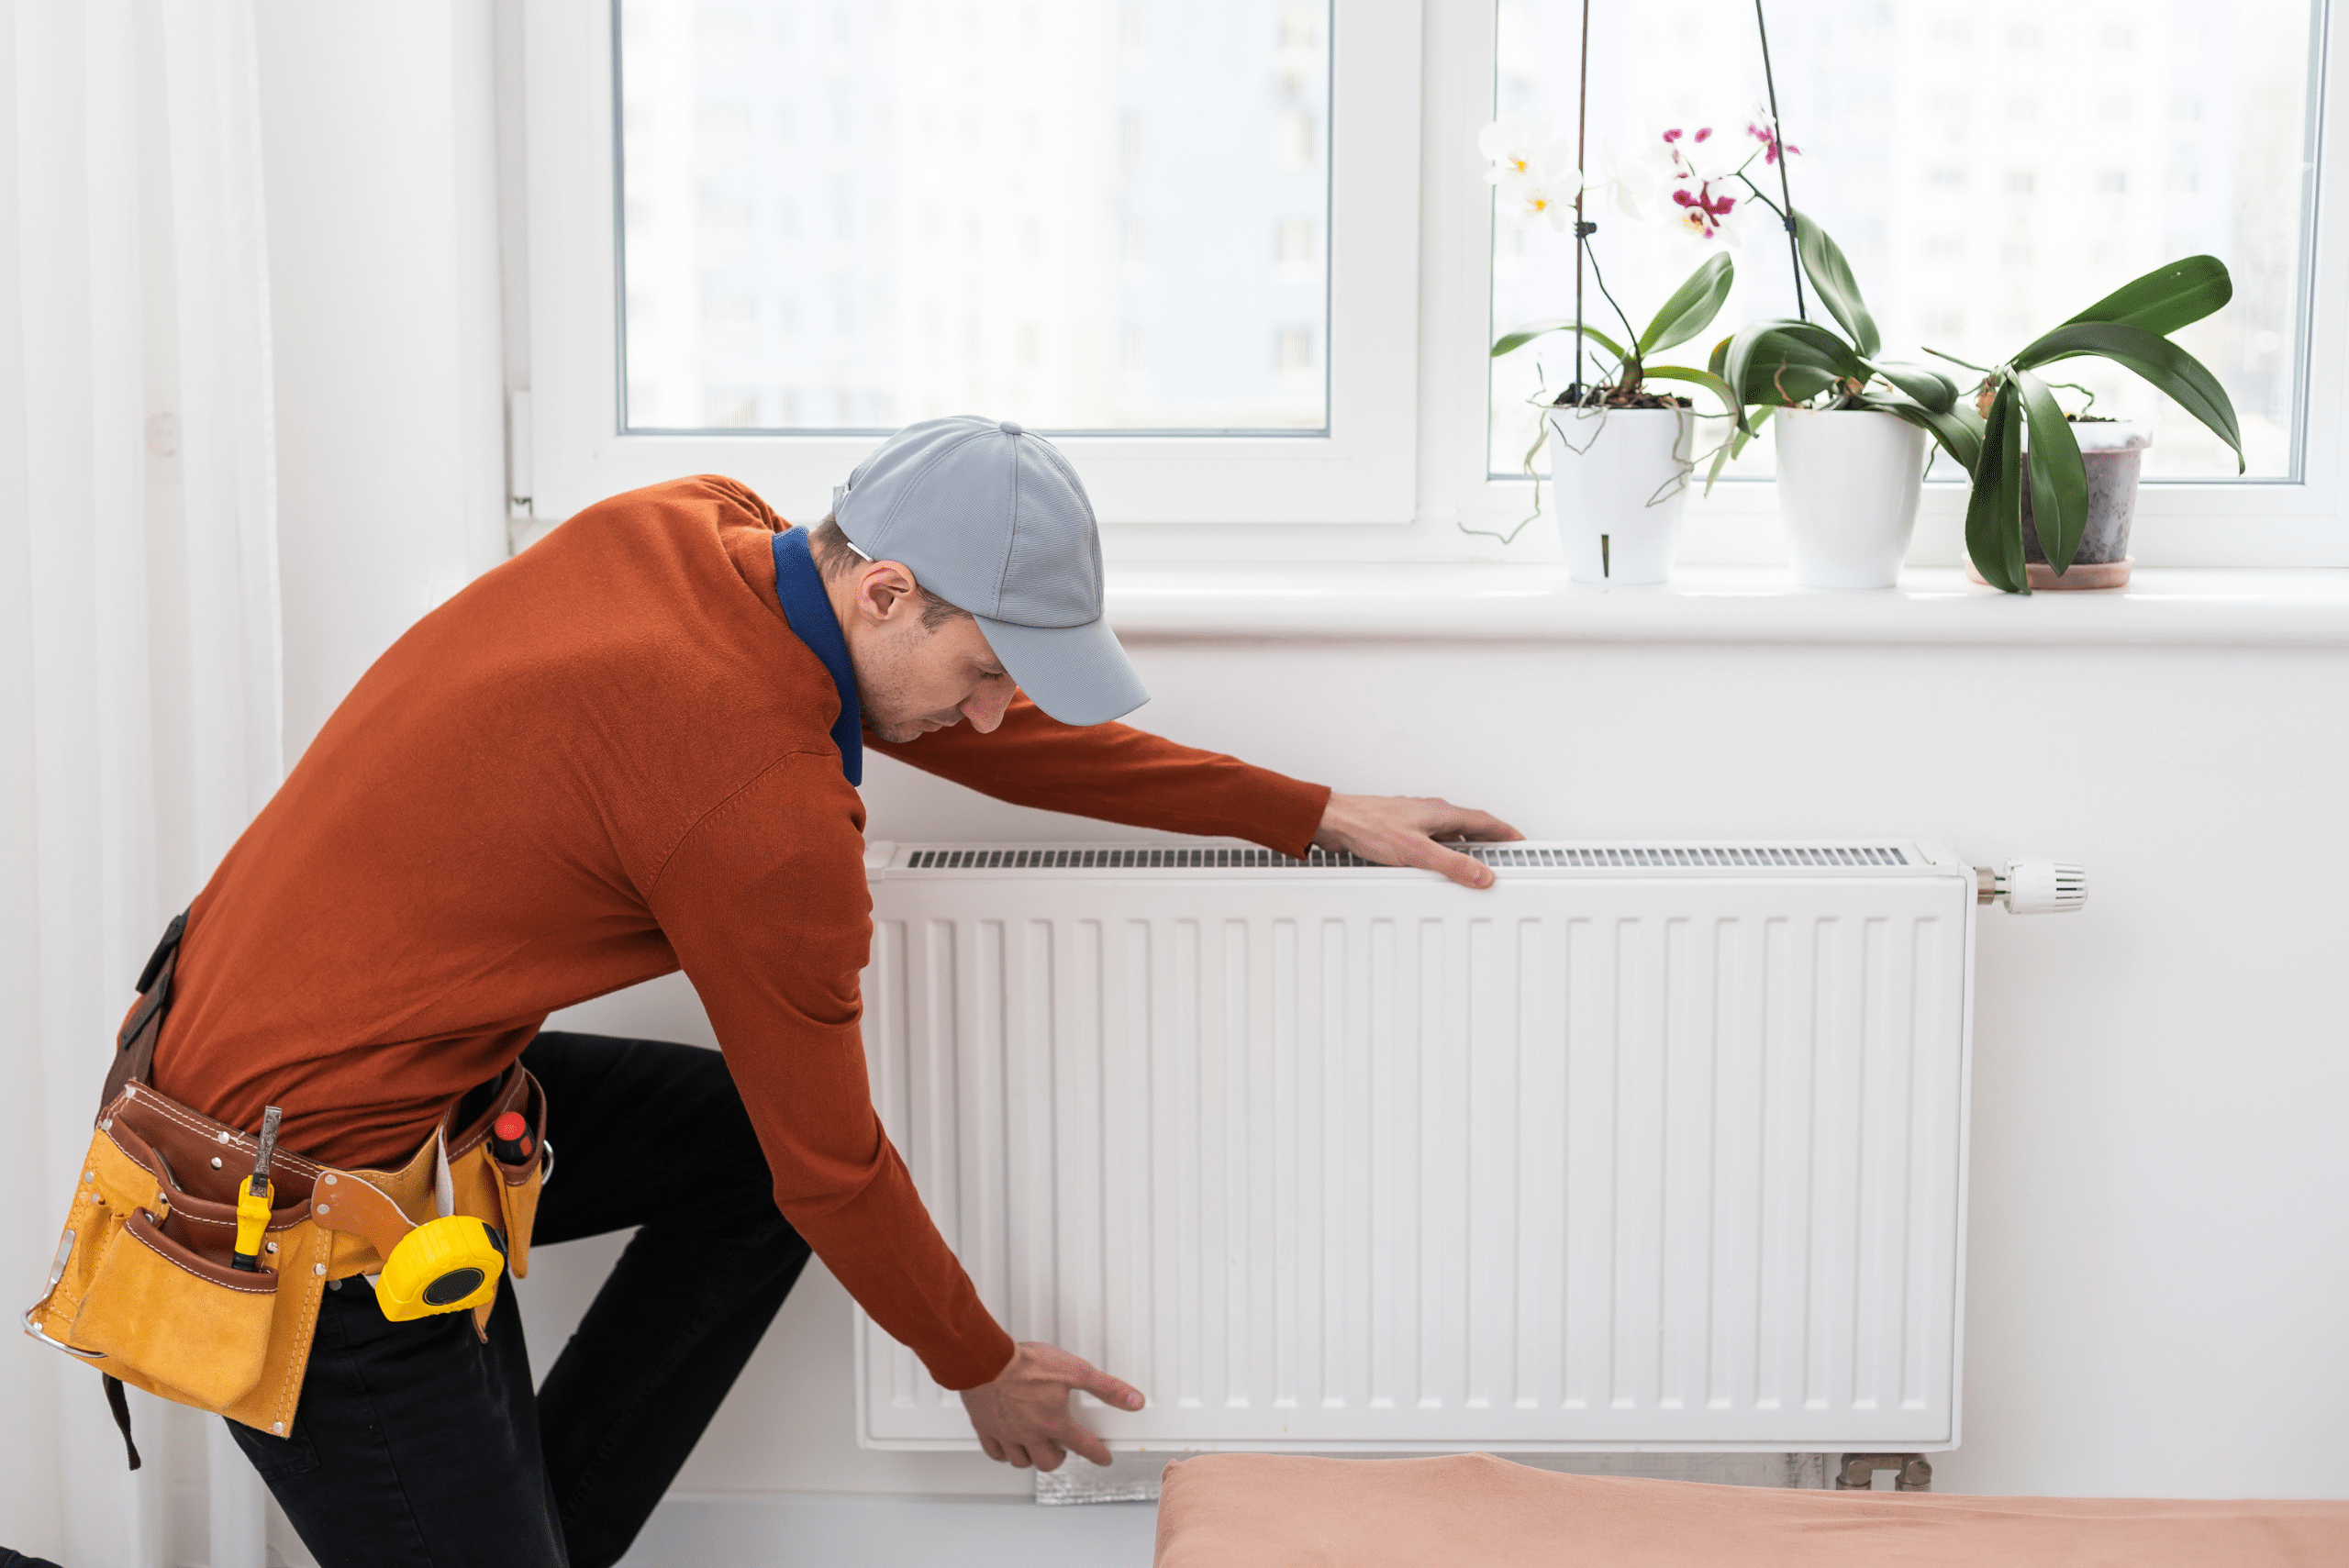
top-left (21, 915), bottom-right (551, 1462)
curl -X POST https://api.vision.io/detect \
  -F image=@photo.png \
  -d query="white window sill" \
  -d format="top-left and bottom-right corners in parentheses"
top-left (1104, 564), bottom-right (2349, 648)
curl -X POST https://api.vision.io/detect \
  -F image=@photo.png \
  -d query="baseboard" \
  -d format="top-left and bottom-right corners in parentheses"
top-left (615, 1491), bottom-right (1160, 1568)
top-left (615, 1454), bottom-right (1832, 1566)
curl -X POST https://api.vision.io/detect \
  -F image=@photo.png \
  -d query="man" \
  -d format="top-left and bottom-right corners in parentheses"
top-left (152, 417), bottom-right (1518, 1566)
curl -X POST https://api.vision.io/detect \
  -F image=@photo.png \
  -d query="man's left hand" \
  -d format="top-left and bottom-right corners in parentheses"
top-left (1313, 794), bottom-right (1524, 888)
top-left (962, 1340), bottom-right (1143, 1471)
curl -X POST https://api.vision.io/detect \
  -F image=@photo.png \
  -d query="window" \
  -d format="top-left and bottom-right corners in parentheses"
top-left (1489, 0), bottom-right (2323, 485)
top-left (517, 1), bottom-right (2343, 560)
top-left (618, 0), bottom-right (1333, 432)
top-left (523, 0), bottom-right (1416, 527)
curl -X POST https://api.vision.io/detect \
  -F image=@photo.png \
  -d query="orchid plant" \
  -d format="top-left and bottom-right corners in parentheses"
top-left (1702, 212), bottom-right (1977, 485)
top-left (1709, 218), bottom-right (2243, 592)
top-left (1554, 117), bottom-right (1992, 492)
top-left (1483, 114), bottom-right (1765, 416)
top-left (1690, 1), bottom-right (2239, 592)
top-left (1932, 256), bottom-right (2242, 593)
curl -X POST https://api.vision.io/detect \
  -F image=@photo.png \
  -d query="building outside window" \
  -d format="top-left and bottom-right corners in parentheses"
top-left (617, 0), bottom-right (1332, 436)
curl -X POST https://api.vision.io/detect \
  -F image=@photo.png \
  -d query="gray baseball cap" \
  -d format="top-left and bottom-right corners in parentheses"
top-left (831, 416), bottom-right (1148, 726)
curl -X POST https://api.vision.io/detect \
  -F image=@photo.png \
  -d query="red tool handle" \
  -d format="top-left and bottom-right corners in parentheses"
top-left (491, 1111), bottom-right (534, 1164)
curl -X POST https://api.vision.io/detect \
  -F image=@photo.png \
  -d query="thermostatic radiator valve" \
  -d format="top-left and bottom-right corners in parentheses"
top-left (1976, 859), bottom-right (2087, 914)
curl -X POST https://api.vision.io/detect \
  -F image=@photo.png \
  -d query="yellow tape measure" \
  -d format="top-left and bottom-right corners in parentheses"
top-left (377, 1215), bottom-right (507, 1321)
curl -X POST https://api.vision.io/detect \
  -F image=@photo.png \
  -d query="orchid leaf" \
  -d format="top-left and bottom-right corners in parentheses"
top-left (1493, 318), bottom-right (1570, 357)
top-left (1964, 381), bottom-right (2027, 594)
top-left (1716, 325), bottom-right (1768, 430)
top-left (1872, 361), bottom-right (1958, 414)
top-left (1642, 363), bottom-right (1740, 416)
top-left (1720, 323), bottom-right (1858, 416)
top-left (1767, 362), bottom-right (1842, 406)
top-left (1861, 392), bottom-right (1984, 475)
top-left (1639, 251), bottom-right (1736, 355)
top-left (1716, 317), bottom-right (1820, 362)
top-left (1757, 317), bottom-right (1867, 372)
top-left (1492, 319), bottom-right (1631, 361)
top-left (2013, 321), bottom-right (2243, 470)
top-left (2053, 254), bottom-right (2232, 338)
top-left (1792, 210), bottom-right (1881, 359)
top-left (2014, 369), bottom-right (2089, 573)
top-left (1747, 314), bottom-right (1869, 371)
top-left (1996, 381), bottom-right (2027, 593)
top-left (1703, 403), bottom-right (1772, 495)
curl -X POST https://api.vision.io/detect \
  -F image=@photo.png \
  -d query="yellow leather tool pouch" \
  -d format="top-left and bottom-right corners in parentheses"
top-left (27, 1083), bottom-right (328, 1434)
top-left (65, 1199), bottom-right (279, 1410)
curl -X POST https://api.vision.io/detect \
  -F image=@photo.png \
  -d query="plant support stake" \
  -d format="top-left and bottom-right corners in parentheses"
top-left (1574, 0), bottom-right (1591, 401)
top-left (1753, 0), bottom-right (1807, 322)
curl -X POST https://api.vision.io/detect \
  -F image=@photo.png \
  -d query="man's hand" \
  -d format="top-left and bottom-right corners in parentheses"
top-left (962, 1340), bottom-right (1144, 1471)
top-left (1314, 794), bottom-right (1524, 889)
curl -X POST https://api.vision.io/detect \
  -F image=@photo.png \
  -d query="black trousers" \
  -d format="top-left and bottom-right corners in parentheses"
top-left (228, 1032), bottom-right (814, 1568)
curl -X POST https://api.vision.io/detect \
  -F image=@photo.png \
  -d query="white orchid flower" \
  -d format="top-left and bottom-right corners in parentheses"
top-left (1497, 168), bottom-right (1574, 231)
top-left (1579, 136), bottom-right (1664, 223)
top-left (1478, 113), bottom-right (1565, 186)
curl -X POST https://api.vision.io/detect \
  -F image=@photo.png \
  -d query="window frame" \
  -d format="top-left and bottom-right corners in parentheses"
top-left (514, 0), bottom-right (2347, 568)
top-left (518, 0), bottom-right (1424, 530)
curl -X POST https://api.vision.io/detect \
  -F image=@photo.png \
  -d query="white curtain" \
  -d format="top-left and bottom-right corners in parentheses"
top-left (1, 3), bottom-right (283, 1564)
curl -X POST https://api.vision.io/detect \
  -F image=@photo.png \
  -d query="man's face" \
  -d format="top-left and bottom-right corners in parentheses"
top-left (832, 561), bottom-right (1018, 743)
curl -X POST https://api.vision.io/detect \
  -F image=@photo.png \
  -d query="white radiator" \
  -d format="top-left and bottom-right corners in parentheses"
top-left (853, 839), bottom-right (2049, 1453)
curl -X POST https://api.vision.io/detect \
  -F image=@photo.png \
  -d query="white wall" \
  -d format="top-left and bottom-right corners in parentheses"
top-left (535, 630), bottom-right (2349, 1504)
top-left (255, 0), bottom-right (506, 762)
top-left (1029, 634), bottom-right (2349, 1501)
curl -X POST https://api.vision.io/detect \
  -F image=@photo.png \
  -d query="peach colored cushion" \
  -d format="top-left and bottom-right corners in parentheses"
top-left (1152, 1453), bottom-right (2349, 1568)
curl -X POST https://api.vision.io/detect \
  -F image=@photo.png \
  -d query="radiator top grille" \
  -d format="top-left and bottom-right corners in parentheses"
top-left (887, 841), bottom-right (1915, 873)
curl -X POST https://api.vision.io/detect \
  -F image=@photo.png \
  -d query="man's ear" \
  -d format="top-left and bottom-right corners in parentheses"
top-left (851, 560), bottom-right (919, 626)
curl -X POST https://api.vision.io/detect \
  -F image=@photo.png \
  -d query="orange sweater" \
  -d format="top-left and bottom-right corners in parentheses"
top-left (152, 476), bottom-right (1330, 1389)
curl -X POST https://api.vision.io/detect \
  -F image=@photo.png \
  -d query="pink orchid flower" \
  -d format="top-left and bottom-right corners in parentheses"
top-left (1656, 128), bottom-right (1743, 242)
top-left (1747, 119), bottom-right (1799, 165)
top-left (1670, 182), bottom-right (1740, 240)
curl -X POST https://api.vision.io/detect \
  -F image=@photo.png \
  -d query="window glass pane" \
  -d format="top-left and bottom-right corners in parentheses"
top-left (1490, 1), bottom-right (2318, 481)
top-left (618, 0), bottom-right (1331, 434)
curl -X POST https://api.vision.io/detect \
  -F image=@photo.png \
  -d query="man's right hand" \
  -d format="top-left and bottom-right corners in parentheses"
top-left (960, 1340), bottom-right (1143, 1471)
top-left (1313, 792), bottom-right (1524, 888)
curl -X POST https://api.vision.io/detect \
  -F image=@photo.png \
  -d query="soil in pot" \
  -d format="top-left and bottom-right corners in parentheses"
top-left (1550, 389), bottom-right (1692, 412)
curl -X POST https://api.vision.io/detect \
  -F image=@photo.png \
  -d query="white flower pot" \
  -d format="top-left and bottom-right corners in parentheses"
top-left (1774, 407), bottom-right (1927, 590)
top-left (1545, 405), bottom-right (1696, 584)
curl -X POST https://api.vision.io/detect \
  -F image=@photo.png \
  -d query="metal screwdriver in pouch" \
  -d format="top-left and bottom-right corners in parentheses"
top-left (230, 1104), bottom-right (282, 1271)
